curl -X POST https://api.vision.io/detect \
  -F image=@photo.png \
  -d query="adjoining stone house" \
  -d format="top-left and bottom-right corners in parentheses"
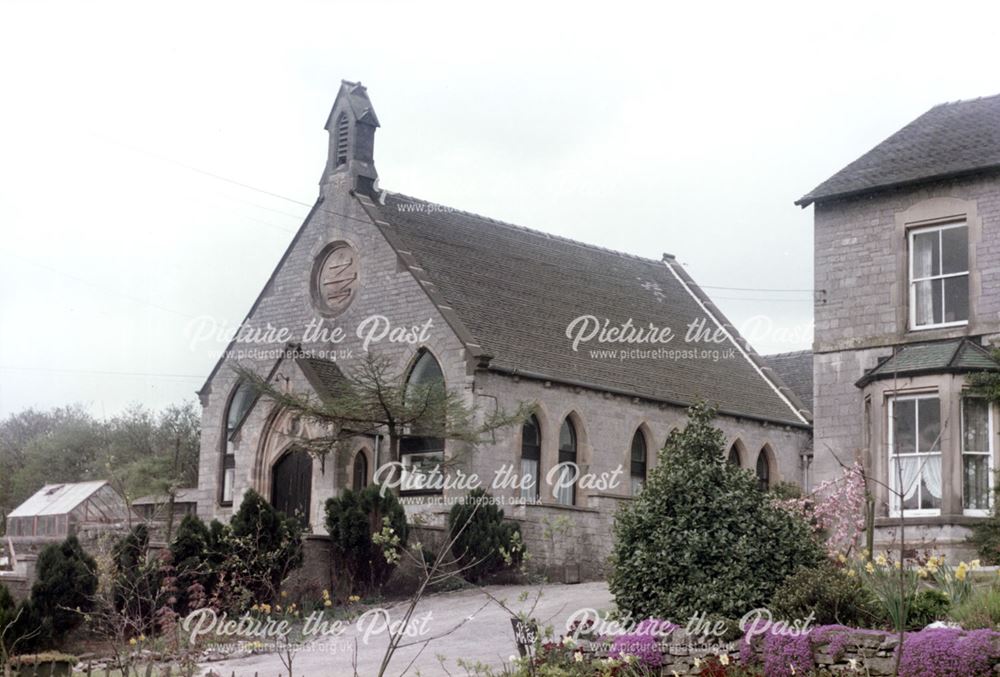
top-left (193, 81), bottom-right (812, 580)
top-left (799, 94), bottom-right (1000, 558)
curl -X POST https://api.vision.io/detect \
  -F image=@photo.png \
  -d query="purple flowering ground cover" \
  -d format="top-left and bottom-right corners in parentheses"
top-left (895, 628), bottom-right (998, 677)
top-left (737, 625), bottom-right (1000, 677)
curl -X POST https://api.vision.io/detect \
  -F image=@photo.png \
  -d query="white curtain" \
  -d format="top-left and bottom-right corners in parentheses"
top-left (894, 456), bottom-right (921, 504)
top-left (915, 237), bottom-right (935, 324)
top-left (923, 454), bottom-right (943, 500)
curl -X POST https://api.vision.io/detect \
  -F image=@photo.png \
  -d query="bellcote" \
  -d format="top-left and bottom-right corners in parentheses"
top-left (321, 80), bottom-right (380, 196)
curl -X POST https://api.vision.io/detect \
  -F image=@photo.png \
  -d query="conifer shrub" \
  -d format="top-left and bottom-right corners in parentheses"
top-left (225, 490), bottom-right (304, 606)
top-left (447, 488), bottom-right (524, 583)
top-left (30, 535), bottom-right (98, 642)
top-left (325, 484), bottom-right (408, 594)
top-left (111, 524), bottom-right (163, 632)
top-left (609, 403), bottom-right (823, 621)
top-left (0, 585), bottom-right (41, 655)
top-left (169, 514), bottom-right (215, 615)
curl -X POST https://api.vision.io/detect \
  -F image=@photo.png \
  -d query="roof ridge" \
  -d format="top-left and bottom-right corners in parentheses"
top-left (381, 190), bottom-right (665, 266)
top-left (764, 349), bottom-right (813, 359)
top-left (932, 92), bottom-right (1000, 109)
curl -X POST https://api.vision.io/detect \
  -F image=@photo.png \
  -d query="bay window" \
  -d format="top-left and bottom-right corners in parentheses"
top-left (909, 222), bottom-right (968, 329)
top-left (888, 394), bottom-right (942, 515)
top-left (962, 397), bottom-right (993, 515)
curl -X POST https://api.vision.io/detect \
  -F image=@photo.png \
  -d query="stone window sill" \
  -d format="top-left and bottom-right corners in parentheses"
top-left (874, 514), bottom-right (989, 528)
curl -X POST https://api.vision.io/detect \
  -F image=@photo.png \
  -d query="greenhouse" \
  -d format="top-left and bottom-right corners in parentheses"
top-left (5, 480), bottom-right (131, 538)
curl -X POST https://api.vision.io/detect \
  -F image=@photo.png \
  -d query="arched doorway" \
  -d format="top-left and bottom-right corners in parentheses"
top-left (271, 448), bottom-right (312, 527)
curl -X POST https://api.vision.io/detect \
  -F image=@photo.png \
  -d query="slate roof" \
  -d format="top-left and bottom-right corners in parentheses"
top-left (297, 356), bottom-right (350, 398)
top-left (324, 80), bottom-right (379, 129)
top-left (856, 339), bottom-right (1000, 387)
top-left (763, 351), bottom-right (813, 413)
top-left (797, 94), bottom-right (1000, 207)
top-left (356, 191), bottom-right (809, 427)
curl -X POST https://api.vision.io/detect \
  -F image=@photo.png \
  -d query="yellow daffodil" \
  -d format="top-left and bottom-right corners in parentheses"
top-left (865, 562), bottom-right (875, 574)
top-left (719, 654), bottom-right (730, 666)
top-left (847, 568), bottom-right (857, 578)
top-left (875, 553), bottom-right (888, 567)
top-left (129, 638), bottom-right (137, 646)
top-left (324, 599), bottom-right (333, 607)
top-left (971, 559), bottom-right (981, 569)
top-left (837, 553), bottom-right (847, 563)
top-left (574, 652), bottom-right (583, 663)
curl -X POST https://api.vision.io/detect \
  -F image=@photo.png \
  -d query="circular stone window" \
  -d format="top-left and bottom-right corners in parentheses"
top-left (312, 242), bottom-right (360, 316)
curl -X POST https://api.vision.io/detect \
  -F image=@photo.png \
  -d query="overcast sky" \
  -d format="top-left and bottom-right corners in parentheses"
top-left (2, 0), bottom-right (1000, 417)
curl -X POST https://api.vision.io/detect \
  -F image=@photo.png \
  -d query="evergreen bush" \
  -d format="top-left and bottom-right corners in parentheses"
top-left (325, 484), bottom-right (407, 594)
top-left (447, 488), bottom-right (523, 583)
top-left (111, 524), bottom-right (163, 632)
top-left (609, 403), bottom-right (823, 620)
top-left (169, 514), bottom-right (214, 615)
top-left (770, 561), bottom-right (880, 627)
top-left (226, 490), bottom-right (303, 606)
top-left (30, 535), bottom-right (97, 642)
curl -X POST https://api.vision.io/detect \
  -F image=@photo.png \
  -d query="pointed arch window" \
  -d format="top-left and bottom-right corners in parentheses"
top-left (630, 431), bottom-right (647, 495)
top-left (727, 444), bottom-right (741, 467)
top-left (335, 112), bottom-right (349, 167)
top-left (400, 350), bottom-right (446, 494)
top-left (755, 448), bottom-right (771, 491)
top-left (221, 381), bottom-right (254, 505)
top-left (353, 450), bottom-right (369, 492)
top-left (521, 415), bottom-right (541, 502)
top-left (557, 419), bottom-right (578, 505)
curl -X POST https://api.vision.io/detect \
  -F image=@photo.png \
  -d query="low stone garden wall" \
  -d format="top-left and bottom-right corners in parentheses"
top-left (607, 625), bottom-right (1000, 676)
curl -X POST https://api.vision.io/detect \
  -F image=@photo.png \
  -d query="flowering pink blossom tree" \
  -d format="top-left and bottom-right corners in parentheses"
top-left (776, 462), bottom-right (867, 556)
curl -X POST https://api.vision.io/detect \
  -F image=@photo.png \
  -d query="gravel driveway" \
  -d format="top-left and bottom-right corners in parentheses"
top-left (200, 581), bottom-right (612, 677)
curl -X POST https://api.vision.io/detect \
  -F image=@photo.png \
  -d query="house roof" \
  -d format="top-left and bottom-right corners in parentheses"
top-left (763, 351), bottom-right (813, 414)
top-left (8, 480), bottom-right (109, 518)
top-left (355, 191), bottom-right (810, 427)
top-left (797, 94), bottom-right (1000, 207)
top-left (855, 339), bottom-right (1000, 387)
